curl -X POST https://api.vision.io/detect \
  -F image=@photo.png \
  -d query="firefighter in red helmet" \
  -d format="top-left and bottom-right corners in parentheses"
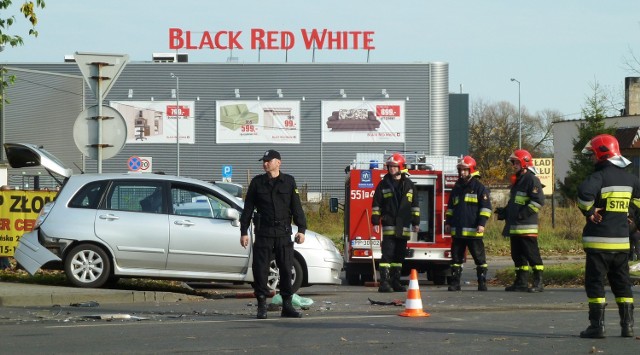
top-left (577, 134), bottom-right (638, 338)
top-left (444, 155), bottom-right (492, 291)
top-left (496, 149), bottom-right (545, 293)
top-left (371, 153), bottom-right (420, 293)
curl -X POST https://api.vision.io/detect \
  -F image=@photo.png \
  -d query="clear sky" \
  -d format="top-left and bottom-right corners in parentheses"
top-left (2, 0), bottom-right (639, 120)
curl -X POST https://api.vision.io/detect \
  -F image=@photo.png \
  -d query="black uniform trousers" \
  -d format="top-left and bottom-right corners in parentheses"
top-left (584, 251), bottom-right (632, 300)
top-left (380, 236), bottom-right (407, 264)
top-left (252, 235), bottom-right (294, 298)
top-left (509, 236), bottom-right (543, 267)
top-left (451, 238), bottom-right (486, 265)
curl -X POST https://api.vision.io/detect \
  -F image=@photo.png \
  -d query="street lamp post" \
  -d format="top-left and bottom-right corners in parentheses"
top-left (510, 78), bottom-right (521, 149)
top-left (171, 73), bottom-right (180, 176)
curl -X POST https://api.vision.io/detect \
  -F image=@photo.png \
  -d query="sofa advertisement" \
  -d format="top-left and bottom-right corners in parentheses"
top-left (110, 101), bottom-right (196, 144)
top-left (321, 100), bottom-right (405, 143)
top-left (216, 101), bottom-right (301, 144)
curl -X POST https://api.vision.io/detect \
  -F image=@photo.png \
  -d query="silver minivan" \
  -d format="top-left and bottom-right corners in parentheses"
top-left (4, 143), bottom-right (343, 291)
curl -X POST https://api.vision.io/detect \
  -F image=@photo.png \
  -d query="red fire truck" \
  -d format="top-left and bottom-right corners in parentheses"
top-left (331, 153), bottom-right (459, 285)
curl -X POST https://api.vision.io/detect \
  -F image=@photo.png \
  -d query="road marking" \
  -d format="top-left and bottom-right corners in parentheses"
top-left (45, 314), bottom-right (398, 329)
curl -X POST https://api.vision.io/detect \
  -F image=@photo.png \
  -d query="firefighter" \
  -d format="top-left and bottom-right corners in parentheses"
top-left (577, 134), bottom-right (638, 338)
top-left (444, 156), bottom-right (492, 291)
top-left (371, 153), bottom-right (420, 293)
top-left (496, 149), bottom-right (545, 292)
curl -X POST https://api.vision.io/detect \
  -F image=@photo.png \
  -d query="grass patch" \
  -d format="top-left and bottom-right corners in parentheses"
top-left (495, 261), bottom-right (640, 287)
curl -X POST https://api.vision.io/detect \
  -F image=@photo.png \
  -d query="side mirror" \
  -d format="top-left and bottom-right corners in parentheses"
top-left (329, 197), bottom-right (339, 213)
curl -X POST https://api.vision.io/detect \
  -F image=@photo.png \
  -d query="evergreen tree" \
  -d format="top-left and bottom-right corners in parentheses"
top-left (559, 81), bottom-right (616, 201)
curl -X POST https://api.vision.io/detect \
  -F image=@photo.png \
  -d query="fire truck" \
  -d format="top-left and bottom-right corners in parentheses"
top-left (331, 152), bottom-right (459, 285)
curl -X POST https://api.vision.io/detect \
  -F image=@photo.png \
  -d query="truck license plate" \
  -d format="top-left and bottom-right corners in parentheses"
top-left (351, 240), bottom-right (380, 247)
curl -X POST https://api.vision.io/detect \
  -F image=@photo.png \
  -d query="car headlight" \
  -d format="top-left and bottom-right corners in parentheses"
top-left (316, 234), bottom-right (339, 252)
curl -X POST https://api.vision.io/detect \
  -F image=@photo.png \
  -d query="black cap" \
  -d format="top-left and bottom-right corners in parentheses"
top-left (259, 149), bottom-right (281, 162)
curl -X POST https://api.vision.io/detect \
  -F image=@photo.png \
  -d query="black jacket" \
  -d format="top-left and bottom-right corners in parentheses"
top-left (505, 170), bottom-right (544, 237)
top-left (577, 161), bottom-right (640, 252)
top-left (445, 174), bottom-right (492, 238)
top-left (371, 173), bottom-right (420, 239)
top-left (240, 172), bottom-right (307, 238)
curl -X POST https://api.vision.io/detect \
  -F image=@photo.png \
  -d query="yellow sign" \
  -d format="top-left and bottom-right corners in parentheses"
top-left (533, 158), bottom-right (554, 195)
top-left (0, 191), bottom-right (57, 256)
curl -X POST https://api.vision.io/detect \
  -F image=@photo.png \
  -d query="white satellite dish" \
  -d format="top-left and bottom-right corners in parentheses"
top-left (73, 105), bottom-right (127, 160)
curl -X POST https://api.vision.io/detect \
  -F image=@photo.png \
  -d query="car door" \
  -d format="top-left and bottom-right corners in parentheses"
top-left (94, 180), bottom-right (170, 270)
top-left (166, 183), bottom-right (250, 274)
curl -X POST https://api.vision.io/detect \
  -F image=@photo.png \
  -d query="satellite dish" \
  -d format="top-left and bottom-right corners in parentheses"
top-left (73, 105), bottom-right (127, 160)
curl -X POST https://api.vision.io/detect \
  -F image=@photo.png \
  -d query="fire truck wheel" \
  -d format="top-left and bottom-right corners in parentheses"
top-left (345, 266), bottom-right (363, 285)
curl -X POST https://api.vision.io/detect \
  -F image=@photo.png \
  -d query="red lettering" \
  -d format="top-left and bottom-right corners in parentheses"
top-left (281, 31), bottom-right (294, 49)
top-left (214, 31), bottom-right (228, 50)
top-left (266, 31), bottom-right (278, 49)
top-left (300, 29), bottom-right (327, 49)
top-left (363, 31), bottom-right (375, 50)
top-left (14, 219), bottom-right (35, 232)
top-left (185, 31), bottom-right (197, 50)
top-left (199, 31), bottom-right (214, 49)
top-left (169, 28), bottom-right (184, 49)
top-left (251, 28), bottom-right (266, 49)
top-left (228, 31), bottom-right (243, 49)
top-left (0, 218), bottom-right (9, 231)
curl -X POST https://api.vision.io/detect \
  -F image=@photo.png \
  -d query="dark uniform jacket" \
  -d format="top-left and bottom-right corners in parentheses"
top-left (505, 170), bottom-right (544, 237)
top-left (577, 161), bottom-right (640, 252)
top-left (240, 172), bottom-right (307, 238)
top-left (445, 174), bottom-right (492, 238)
top-left (371, 173), bottom-right (420, 239)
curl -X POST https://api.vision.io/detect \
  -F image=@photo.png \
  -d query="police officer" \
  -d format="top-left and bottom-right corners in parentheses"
top-left (240, 150), bottom-right (306, 319)
top-left (577, 134), bottom-right (638, 338)
top-left (498, 149), bottom-right (545, 292)
top-left (371, 153), bottom-right (420, 293)
top-left (444, 156), bottom-right (492, 291)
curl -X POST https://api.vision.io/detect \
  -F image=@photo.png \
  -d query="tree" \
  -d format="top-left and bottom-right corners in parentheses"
top-left (558, 81), bottom-right (616, 201)
top-left (0, 0), bottom-right (46, 105)
top-left (468, 99), bottom-right (555, 185)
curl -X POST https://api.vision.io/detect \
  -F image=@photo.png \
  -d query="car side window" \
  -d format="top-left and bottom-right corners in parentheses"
top-left (68, 181), bottom-right (108, 209)
top-left (171, 184), bottom-right (232, 219)
top-left (105, 181), bottom-right (165, 214)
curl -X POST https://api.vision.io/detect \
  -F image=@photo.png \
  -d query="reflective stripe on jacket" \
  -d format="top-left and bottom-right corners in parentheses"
top-left (371, 173), bottom-right (420, 239)
top-left (577, 161), bottom-right (640, 252)
top-left (445, 174), bottom-right (492, 238)
top-left (505, 170), bottom-right (544, 237)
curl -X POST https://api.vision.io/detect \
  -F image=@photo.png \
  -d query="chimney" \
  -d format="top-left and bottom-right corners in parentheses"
top-left (625, 77), bottom-right (640, 116)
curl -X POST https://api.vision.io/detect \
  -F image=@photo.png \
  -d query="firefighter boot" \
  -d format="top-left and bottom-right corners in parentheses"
top-left (448, 266), bottom-right (462, 291)
top-left (477, 266), bottom-right (488, 291)
top-left (390, 266), bottom-right (406, 292)
top-left (281, 296), bottom-right (302, 318)
top-left (618, 302), bottom-right (634, 337)
top-left (505, 269), bottom-right (529, 292)
top-left (528, 270), bottom-right (544, 293)
top-left (378, 266), bottom-right (393, 293)
top-left (580, 303), bottom-right (606, 338)
top-left (256, 295), bottom-right (268, 320)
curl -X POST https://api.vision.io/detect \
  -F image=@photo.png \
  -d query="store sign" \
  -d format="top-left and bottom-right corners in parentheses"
top-left (533, 158), bottom-right (554, 195)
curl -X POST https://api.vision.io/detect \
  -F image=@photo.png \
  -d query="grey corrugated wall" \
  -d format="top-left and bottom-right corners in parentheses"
top-left (3, 62), bottom-right (452, 194)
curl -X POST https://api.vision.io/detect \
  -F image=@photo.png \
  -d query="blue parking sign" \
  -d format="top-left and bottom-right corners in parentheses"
top-left (222, 165), bottom-right (233, 178)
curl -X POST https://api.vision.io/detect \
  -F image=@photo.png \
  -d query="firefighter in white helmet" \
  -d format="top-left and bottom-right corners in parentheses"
top-left (444, 155), bottom-right (492, 291)
top-left (371, 153), bottom-right (420, 293)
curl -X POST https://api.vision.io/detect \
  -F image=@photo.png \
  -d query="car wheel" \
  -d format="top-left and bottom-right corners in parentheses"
top-left (267, 257), bottom-right (303, 294)
top-left (64, 244), bottom-right (111, 288)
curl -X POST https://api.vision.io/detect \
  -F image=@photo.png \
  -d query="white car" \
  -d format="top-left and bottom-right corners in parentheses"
top-left (5, 143), bottom-right (343, 292)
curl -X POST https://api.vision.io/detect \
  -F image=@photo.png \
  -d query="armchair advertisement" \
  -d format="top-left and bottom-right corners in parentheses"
top-left (110, 101), bottom-right (196, 144)
top-left (216, 101), bottom-right (301, 144)
top-left (321, 100), bottom-right (405, 143)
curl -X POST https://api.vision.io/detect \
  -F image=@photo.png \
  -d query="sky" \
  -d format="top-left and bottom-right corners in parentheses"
top-left (2, 0), bottom-right (640, 120)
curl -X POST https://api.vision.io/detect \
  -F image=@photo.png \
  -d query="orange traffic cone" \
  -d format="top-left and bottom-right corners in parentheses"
top-left (399, 269), bottom-right (430, 317)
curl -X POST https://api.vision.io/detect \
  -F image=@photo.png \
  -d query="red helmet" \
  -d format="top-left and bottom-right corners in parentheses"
top-left (508, 149), bottom-right (533, 168)
top-left (457, 155), bottom-right (477, 174)
top-left (581, 134), bottom-right (621, 162)
top-left (386, 153), bottom-right (406, 170)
